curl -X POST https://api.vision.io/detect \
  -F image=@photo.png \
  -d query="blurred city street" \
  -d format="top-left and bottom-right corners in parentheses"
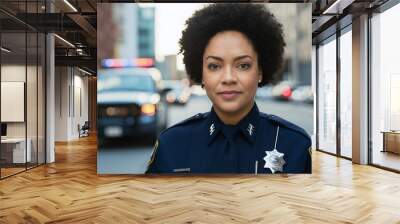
top-left (98, 96), bottom-right (313, 174)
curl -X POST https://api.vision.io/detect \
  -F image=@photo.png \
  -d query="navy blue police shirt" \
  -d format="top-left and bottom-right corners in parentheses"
top-left (146, 103), bottom-right (311, 174)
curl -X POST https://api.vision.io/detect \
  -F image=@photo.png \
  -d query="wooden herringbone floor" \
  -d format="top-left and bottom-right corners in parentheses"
top-left (1, 135), bottom-right (400, 224)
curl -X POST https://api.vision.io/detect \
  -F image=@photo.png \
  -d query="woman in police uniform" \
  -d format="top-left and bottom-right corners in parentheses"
top-left (146, 3), bottom-right (311, 174)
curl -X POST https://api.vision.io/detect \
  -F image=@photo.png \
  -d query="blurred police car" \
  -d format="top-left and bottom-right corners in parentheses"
top-left (98, 67), bottom-right (169, 144)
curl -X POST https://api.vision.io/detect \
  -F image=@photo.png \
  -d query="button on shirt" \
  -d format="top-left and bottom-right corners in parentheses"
top-left (146, 103), bottom-right (311, 174)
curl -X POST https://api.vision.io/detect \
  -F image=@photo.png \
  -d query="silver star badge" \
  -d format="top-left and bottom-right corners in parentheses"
top-left (263, 125), bottom-right (285, 173)
top-left (263, 149), bottom-right (285, 173)
top-left (209, 123), bottom-right (215, 136)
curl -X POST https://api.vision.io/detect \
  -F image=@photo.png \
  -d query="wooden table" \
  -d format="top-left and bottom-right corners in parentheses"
top-left (381, 131), bottom-right (400, 154)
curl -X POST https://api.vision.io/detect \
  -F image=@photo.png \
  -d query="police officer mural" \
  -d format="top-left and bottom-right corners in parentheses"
top-left (146, 3), bottom-right (311, 174)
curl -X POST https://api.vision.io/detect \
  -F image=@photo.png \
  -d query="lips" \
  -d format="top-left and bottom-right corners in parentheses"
top-left (218, 90), bottom-right (242, 101)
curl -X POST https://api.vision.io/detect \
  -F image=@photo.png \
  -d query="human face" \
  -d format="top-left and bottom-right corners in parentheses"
top-left (202, 30), bottom-right (261, 124)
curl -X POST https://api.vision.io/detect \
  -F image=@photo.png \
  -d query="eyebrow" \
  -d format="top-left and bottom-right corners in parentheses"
top-left (205, 55), bottom-right (253, 61)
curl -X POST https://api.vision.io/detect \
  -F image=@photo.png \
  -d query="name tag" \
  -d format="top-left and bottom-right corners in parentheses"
top-left (172, 168), bottom-right (191, 173)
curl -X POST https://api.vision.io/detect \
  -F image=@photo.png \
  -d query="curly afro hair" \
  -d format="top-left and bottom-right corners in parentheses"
top-left (179, 3), bottom-right (286, 87)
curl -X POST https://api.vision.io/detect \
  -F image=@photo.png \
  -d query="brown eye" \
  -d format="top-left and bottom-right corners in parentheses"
top-left (207, 63), bottom-right (220, 71)
top-left (237, 63), bottom-right (251, 70)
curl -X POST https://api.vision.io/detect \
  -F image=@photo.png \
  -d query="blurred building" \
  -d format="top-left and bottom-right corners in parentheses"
top-left (112, 4), bottom-right (139, 59)
top-left (98, 4), bottom-right (155, 64)
top-left (97, 4), bottom-right (118, 67)
top-left (156, 55), bottom-right (178, 80)
top-left (138, 7), bottom-right (155, 58)
top-left (266, 3), bottom-right (312, 85)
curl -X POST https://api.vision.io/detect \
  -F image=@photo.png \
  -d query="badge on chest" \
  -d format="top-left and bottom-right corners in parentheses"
top-left (263, 126), bottom-right (285, 173)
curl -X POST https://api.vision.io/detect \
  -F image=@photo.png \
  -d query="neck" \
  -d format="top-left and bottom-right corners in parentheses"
top-left (214, 102), bottom-right (254, 125)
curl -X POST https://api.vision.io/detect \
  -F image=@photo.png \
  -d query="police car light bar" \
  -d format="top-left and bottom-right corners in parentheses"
top-left (102, 58), bottom-right (154, 68)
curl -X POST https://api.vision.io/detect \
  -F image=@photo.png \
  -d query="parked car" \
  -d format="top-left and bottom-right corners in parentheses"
top-left (256, 84), bottom-right (273, 99)
top-left (162, 80), bottom-right (191, 105)
top-left (290, 85), bottom-right (313, 104)
top-left (190, 84), bottom-right (207, 96)
top-left (97, 68), bottom-right (170, 144)
top-left (271, 81), bottom-right (297, 101)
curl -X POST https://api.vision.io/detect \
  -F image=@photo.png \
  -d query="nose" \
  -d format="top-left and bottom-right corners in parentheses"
top-left (221, 66), bottom-right (237, 85)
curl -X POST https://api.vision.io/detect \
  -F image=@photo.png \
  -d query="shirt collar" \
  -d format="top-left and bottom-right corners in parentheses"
top-left (206, 103), bottom-right (260, 145)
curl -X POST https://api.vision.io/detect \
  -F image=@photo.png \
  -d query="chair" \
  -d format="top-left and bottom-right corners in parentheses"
top-left (79, 121), bottom-right (90, 138)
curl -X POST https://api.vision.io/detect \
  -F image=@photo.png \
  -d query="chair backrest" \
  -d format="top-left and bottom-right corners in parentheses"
top-left (82, 121), bottom-right (90, 129)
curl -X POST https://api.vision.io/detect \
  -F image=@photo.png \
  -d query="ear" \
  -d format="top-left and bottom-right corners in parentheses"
top-left (258, 73), bottom-right (262, 83)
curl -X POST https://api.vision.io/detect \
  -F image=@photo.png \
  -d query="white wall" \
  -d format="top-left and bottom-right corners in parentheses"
top-left (54, 67), bottom-right (89, 141)
top-left (55, 66), bottom-right (69, 141)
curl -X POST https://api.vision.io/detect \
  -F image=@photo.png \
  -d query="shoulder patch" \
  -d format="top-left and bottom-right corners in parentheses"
top-left (160, 112), bottom-right (206, 135)
top-left (146, 139), bottom-right (159, 171)
top-left (263, 113), bottom-right (310, 140)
